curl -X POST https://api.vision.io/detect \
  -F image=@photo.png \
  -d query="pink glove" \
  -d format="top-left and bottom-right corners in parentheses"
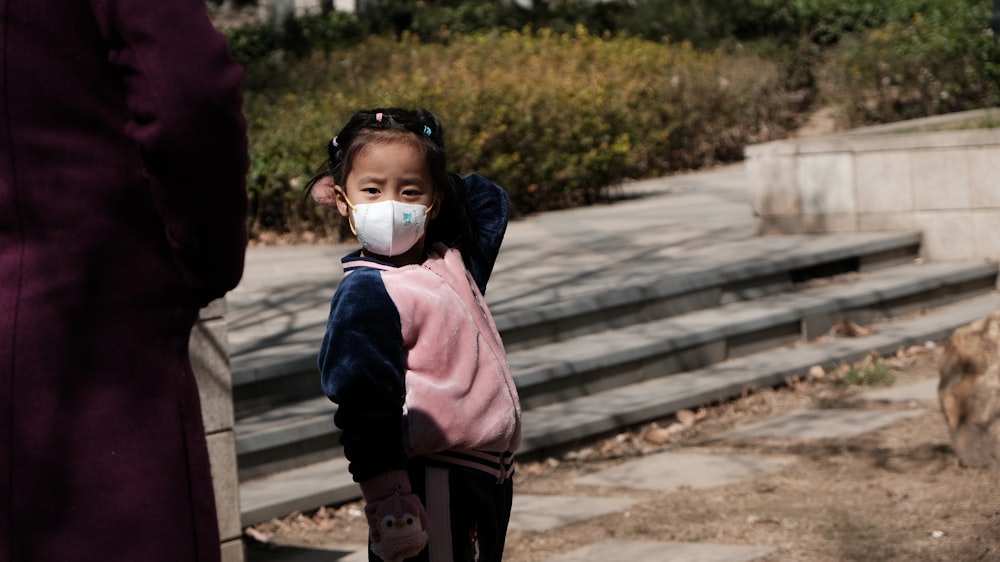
top-left (360, 470), bottom-right (430, 562)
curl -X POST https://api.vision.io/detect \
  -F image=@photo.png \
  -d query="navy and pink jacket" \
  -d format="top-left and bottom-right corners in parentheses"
top-left (319, 175), bottom-right (522, 484)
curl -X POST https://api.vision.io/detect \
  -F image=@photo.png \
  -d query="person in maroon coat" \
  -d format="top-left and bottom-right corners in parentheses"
top-left (0, 1), bottom-right (249, 560)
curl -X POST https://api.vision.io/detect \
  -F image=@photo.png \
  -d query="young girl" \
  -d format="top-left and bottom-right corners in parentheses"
top-left (309, 108), bottom-right (521, 562)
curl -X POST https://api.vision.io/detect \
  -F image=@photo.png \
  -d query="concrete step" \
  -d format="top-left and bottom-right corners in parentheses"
top-left (492, 230), bottom-right (922, 351)
top-left (518, 291), bottom-right (1000, 451)
top-left (234, 259), bottom-right (995, 479)
top-left (234, 260), bottom-right (995, 480)
top-left (238, 290), bottom-right (1000, 527)
top-left (231, 231), bottom-right (922, 419)
top-left (508, 260), bottom-right (995, 408)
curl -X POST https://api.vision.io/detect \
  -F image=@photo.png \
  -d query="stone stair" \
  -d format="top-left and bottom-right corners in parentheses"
top-left (234, 229), bottom-right (999, 526)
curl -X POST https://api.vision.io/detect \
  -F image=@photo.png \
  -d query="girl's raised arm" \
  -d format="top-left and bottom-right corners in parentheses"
top-left (460, 174), bottom-right (510, 294)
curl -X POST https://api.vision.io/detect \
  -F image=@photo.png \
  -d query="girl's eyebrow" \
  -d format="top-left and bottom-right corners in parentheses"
top-left (354, 174), bottom-right (429, 187)
top-left (401, 175), bottom-right (430, 187)
top-left (356, 174), bottom-right (386, 184)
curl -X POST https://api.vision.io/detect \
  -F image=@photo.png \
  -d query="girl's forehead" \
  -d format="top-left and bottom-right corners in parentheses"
top-left (357, 137), bottom-right (422, 157)
top-left (356, 140), bottom-right (424, 163)
top-left (348, 140), bottom-right (432, 180)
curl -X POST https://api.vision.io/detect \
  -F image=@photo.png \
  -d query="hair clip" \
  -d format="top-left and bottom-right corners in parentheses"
top-left (331, 137), bottom-right (338, 147)
top-left (375, 112), bottom-right (383, 123)
top-left (423, 125), bottom-right (432, 136)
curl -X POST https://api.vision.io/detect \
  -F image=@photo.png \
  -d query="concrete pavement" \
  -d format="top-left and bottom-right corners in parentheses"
top-left (244, 376), bottom-right (941, 562)
top-left (226, 164), bottom-right (757, 377)
top-left (232, 163), bottom-right (982, 561)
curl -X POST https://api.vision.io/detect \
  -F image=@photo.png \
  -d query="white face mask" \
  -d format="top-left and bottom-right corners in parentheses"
top-left (347, 198), bottom-right (432, 257)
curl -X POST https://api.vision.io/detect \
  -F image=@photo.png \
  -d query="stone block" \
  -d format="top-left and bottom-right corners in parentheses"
top-left (200, 298), bottom-right (228, 321)
top-left (509, 494), bottom-right (635, 531)
top-left (208, 431), bottom-right (243, 542)
top-left (855, 151), bottom-right (913, 213)
top-left (754, 215), bottom-right (806, 235)
top-left (721, 408), bottom-right (923, 440)
top-left (911, 148), bottom-right (971, 210)
top-left (857, 212), bottom-right (919, 232)
top-left (972, 210), bottom-right (1000, 267)
top-left (746, 153), bottom-right (800, 216)
top-left (864, 378), bottom-right (938, 403)
top-left (767, 212), bottom-right (858, 233)
top-left (191, 315), bottom-right (235, 433)
top-left (796, 153), bottom-right (855, 215)
top-left (915, 211), bottom-right (978, 261)
top-left (547, 540), bottom-right (776, 562)
top-left (573, 451), bottom-right (795, 491)
top-left (221, 538), bottom-right (245, 562)
top-left (799, 212), bottom-right (859, 232)
top-left (968, 146), bottom-right (1000, 207)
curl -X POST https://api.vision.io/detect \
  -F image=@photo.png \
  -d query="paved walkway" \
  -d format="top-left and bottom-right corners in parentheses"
top-left (245, 378), bottom-right (939, 561)
top-left (234, 164), bottom-right (955, 561)
top-left (226, 164), bottom-right (756, 374)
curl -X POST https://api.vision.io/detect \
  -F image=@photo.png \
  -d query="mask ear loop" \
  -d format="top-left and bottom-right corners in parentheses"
top-left (339, 189), bottom-right (359, 236)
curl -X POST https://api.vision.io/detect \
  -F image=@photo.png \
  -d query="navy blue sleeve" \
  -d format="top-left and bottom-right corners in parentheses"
top-left (461, 174), bottom-right (509, 294)
top-left (318, 269), bottom-right (408, 482)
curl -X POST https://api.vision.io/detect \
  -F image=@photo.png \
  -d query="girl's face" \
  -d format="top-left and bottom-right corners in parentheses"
top-left (335, 140), bottom-right (441, 265)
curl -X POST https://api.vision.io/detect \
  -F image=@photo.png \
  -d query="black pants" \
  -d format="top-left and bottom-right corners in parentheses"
top-left (369, 458), bottom-right (514, 562)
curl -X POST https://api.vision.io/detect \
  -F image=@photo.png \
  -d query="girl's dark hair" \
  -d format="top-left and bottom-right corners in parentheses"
top-left (306, 107), bottom-right (475, 259)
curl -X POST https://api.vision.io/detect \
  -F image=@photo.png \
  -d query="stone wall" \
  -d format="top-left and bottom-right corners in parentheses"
top-left (191, 299), bottom-right (244, 562)
top-left (745, 109), bottom-right (1000, 274)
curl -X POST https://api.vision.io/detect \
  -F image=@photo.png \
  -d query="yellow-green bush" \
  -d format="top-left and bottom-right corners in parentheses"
top-left (820, 2), bottom-right (1000, 126)
top-left (245, 28), bottom-right (800, 238)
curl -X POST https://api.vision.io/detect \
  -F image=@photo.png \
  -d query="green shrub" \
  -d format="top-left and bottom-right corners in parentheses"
top-left (244, 29), bottom-right (800, 238)
top-left (222, 0), bottom-right (955, 68)
top-left (371, 1), bottom-right (633, 40)
top-left (725, 0), bottom-right (936, 45)
top-left (842, 359), bottom-right (895, 387)
top-left (232, 0), bottom-right (994, 239)
top-left (821, 1), bottom-right (1000, 125)
top-left (409, 3), bottom-right (525, 39)
top-left (224, 10), bottom-right (366, 91)
top-left (226, 20), bottom-right (281, 66)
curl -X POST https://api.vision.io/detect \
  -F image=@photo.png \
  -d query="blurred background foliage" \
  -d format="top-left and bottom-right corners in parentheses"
top-left (213, 0), bottom-right (1000, 241)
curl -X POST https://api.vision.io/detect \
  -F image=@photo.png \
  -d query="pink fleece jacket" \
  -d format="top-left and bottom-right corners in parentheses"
top-left (392, 245), bottom-right (520, 456)
top-left (320, 174), bottom-right (518, 483)
top-left (360, 244), bottom-right (521, 457)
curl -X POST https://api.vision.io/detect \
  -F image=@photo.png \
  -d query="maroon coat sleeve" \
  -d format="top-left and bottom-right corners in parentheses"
top-left (90, 0), bottom-right (250, 302)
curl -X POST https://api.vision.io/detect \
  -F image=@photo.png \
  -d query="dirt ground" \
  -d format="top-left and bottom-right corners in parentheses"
top-left (247, 343), bottom-right (1000, 561)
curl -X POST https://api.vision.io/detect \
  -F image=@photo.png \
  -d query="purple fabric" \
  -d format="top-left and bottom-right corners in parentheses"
top-left (0, 0), bottom-right (249, 560)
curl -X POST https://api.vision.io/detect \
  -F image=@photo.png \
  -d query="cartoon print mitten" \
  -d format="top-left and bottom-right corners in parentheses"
top-left (360, 469), bottom-right (430, 562)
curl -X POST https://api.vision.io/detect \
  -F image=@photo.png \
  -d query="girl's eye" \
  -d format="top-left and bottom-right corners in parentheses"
top-left (361, 187), bottom-right (380, 195)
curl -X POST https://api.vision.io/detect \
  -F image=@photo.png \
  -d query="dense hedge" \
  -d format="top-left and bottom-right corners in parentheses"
top-left (820, 1), bottom-right (1000, 125)
top-left (230, 0), bottom-right (1000, 240)
top-left (224, 0), bottom-right (959, 59)
top-left (243, 29), bottom-right (802, 238)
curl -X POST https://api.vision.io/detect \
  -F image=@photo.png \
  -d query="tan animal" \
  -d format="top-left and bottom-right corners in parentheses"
top-left (938, 311), bottom-right (1000, 467)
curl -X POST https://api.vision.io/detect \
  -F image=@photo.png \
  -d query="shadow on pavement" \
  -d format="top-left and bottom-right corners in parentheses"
top-left (245, 541), bottom-right (358, 562)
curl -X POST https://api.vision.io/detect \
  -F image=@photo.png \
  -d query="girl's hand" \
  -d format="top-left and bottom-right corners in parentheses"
top-left (360, 470), bottom-right (430, 562)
